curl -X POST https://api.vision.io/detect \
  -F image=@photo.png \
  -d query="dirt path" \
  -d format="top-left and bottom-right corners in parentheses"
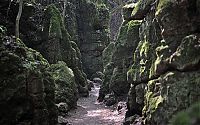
top-left (64, 83), bottom-right (126, 125)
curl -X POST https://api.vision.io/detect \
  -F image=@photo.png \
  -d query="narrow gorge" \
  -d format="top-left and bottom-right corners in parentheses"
top-left (0, 0), bottom-right (200, 125)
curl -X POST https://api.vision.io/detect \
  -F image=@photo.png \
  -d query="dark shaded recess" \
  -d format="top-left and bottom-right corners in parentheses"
top-left (187, 0), bottom-right (197, 17)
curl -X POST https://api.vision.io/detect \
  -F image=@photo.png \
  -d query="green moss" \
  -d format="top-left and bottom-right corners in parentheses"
top-left (117, 20), bottom-right (141, 47)
top-left (127, 20), bottom-right (142, 33)
top-left (127, 65), bottom-right (138, 81)
top-left (131, 0), bottom-right (154, 16)
top-left (131, 0), bottom-right (141, 16)
top-left (156, 0), bottom-right (173, 15)
top-left (169, 35), bottom-right (200, 70)
top-left (149, 43), bottom-right (169, 76)
top-left (140, 36), bottom-right (150, 57)
top-left (103, 42), bottom-right (115, 67)
top-left (146, 92), bottom-right (164, 113)
top-left (123, 3), bottom-right (136, 9)
top-left (49, 61), bottom-right (78, 107)
top-left (170, 112), bottom-right (190, 125)
top-left (0, 34), bottom-right (57, 124)
top-left (170, 103), bottom-right (200, 125)
top-left (46, 5), bottom-right (63, 38)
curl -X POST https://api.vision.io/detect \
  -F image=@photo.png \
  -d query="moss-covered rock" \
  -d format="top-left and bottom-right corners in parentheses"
top-left (131, 0), bottom-right (154, 20)
top-left (144, 71), bottom-right (200, 125)
top-left (102, 42), bottom-right (115, 68)
top-left (77, 0), bottom-right (110, 77)
top-left (0, 31), bottom-right (57, 124)
top-left (169, 103), bottom-right (200, 125)
top-left (125, 0), bottom-right (200, 124)
top-left (123, 3), bottom-right (136, 20)
top-left (99, 20), bottom-right (141, 102)
top-left (48, 61), bottom-right (78, 110)
top-left (42, 5), bottom-right (89, 97)
top-left (169, 35), bottom-right (200, 71)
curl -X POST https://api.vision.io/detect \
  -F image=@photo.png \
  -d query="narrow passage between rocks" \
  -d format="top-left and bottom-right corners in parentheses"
top-left (64, 82), bottom-right (126, 125)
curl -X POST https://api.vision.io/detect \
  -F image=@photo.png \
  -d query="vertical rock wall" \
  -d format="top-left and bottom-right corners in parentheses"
top-left (99, 7), bottom-right (141, 102)
top-left (0, 31), bottom-right (57, 125)
top-left (76, 0), bottom-right (110, 77)
top-left (124, 0), bottom-right (200, 124)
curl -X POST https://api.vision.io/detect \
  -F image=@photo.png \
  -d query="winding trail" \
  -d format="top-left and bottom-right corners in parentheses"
top-left (65, 82), bottom-right (126, 125)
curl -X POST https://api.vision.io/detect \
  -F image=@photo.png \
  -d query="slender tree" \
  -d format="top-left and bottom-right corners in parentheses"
top-left (63, 0), bottom-right (67, 22)
top-left (15, 0), bottom-right (23, 38)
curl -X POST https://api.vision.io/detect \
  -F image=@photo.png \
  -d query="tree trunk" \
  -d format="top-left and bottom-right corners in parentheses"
top-left (15, 0), bottom-right (23, 38)
top-left (63, 0), bottom-right (67, 22)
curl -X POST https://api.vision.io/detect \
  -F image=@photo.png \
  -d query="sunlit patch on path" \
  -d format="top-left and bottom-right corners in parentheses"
top-left (65, 83), bottom-right (126, 125)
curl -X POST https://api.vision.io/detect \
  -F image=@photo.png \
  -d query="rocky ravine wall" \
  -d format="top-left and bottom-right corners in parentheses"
top-left (99, 0), bottom-right (200, 124)
top-left (123, 0), bottom-right (200, 125)
top-left (98, 1), bottom-right (140, 103)
top-left (0, 0), bottom-right (89, 96)
top-left (0, 0), bottom-right (101, 124)
top-left (0, 0), bottom-right (111, 124)
top-left (76, 0), bottom-right (110, 77)
top-left (0, 29), bottom-right (57, 124)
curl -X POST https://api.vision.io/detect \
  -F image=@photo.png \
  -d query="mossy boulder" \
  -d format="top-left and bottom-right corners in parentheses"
top-left (0, 32), bottom-right (57, 124)
top-left (144, 71), bottom-right (200, 125)
top-left (110, 67), bottom-right (130, 96)
top-left (131, 0), bottom-right (154, 20)
top-left (169, 35), bottom-right (200, 71)
top-left (169, 103), bottom-right (200, 125)
top-left (48, 61), bottom-right (78, 110)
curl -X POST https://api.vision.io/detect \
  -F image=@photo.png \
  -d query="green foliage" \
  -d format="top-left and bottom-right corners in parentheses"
top-left (169, 103), bottom-right (200, 125)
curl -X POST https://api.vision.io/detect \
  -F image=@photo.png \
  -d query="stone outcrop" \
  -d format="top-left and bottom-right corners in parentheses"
top-left (0, 0), bottom-right (89, 96)
top-left (0, 0), bottom-right (95, 123)
top-left (169, 102), bottom-right (200, 125)
top-left (42, 5), bottom-right (89, 96)
top-left (76, 0), bottom-right (110, 77)
top-left (124, 0), bottom-right (200, 124)
top-left (0, 24), bottom-right (80, 125)
top-left (98, 11), bottom-right (141, 102)
top-left (0, 29), bottom-right (57, 125)
top-left (48, 61), bottom-right (78, 111)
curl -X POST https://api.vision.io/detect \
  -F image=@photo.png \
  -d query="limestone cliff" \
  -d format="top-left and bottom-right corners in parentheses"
top-left (0, 28), bottom-right (57, 125)
top-left (123, 0), bottom-right (200, 124)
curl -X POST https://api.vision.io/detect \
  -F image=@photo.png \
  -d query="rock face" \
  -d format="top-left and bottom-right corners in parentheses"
top-left (0, 1), bottom-right (89, 96)
top-left (108, 0), bottom-right (134, 42)
top-left (48, 61), bottom-right (78, 111)
top-left (124, 0), bottom-right (200, 124)
top-left (0, 0), bottom-right (95, 124)
top-left (169, 103), bottom-right (200, 125)
top-left (76, 0), bottom-right (110, 77)
top-left (42, 5), bottom-right (89, 96)
top-left (0, 30), bottom-right (57, 125)
top-left (99, 12), bottom-right (141, 102)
